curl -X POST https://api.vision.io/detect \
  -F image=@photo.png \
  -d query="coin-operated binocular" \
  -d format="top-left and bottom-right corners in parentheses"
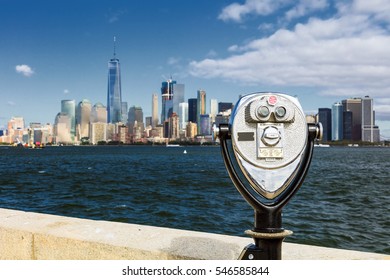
top-left (215, 92), bottom-right (322, 260)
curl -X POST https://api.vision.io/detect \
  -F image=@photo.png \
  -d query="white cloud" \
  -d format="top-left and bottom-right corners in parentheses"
top-left (218, 0), bottom-right (283, 22)
top-left (285, 0), bottom-right (328, 21)
top-left (15, 64), bottom-right (34, 77)
top-left (258, 23), bottom-right (274, 32)
top-left (167, 57), bottom-right (180, 65)
top-left (107, 9), bottom-right (127, 23)
top-left (218, 0), bottom-right (328, 23)
top-left (206, 49), bottom-right (218, 58)
top-left (191, 0), bottom-right (390, 120)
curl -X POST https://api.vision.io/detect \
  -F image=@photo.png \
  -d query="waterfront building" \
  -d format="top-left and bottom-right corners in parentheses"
top-left (163, 120), bottom-right (169, 138)
top-left (150, 125), bottom-right (164, 139)
top-left (0, 134), bottom-right (11, 144)
top-left (188, 98), bottom-right (197, 124)
top-left (218, 102), bottom-right (234, 113)
top-left (161, 79), bottom-right (175, 123)
top-left (152, 94), bottom-right (159, 128)
top-left (169, 112), bottom-right (180, 139)
top-left (8, 116), bottom-right (24, 131)
top-left (332, 102), bottom-right (343, 141)
top-left (106, 123), bottom-right (116, 142)
top-left (362, 96), bottom-right (380, 142)
top-left (91, 103), bottom-right (107, 123)
top-left (132, 121), bottom-right (144, 141)
top-left (342, 98), bottom-right (362, 141)
top-left (178, 102), bottom-right (188, 131)
top-left (197, 90), bottom-right (206, 134)
top-left (121, 102), bottom-right (128, 124)
top-left (90, 122), bottom-right (107, 144)
top-left (128, 106), bottom-right (144, 136)
top-left (107, 46), bottom-right (122, 123)
top-left (117, 124), bottom-right (129, 144)
top-left (199, 114), bottom-right (211, 136)
top-left (210, 99), bottom-right (218, 124)
top-left (32, 125), bottom-right (52, 145)
top-left (343, 111), bottom-right (353, 140)
top-left (6, 116), bottom-right (25, 143)
top-left (76, 99), bottom-right (92, 140)
top-left (318, 108), bottom-right (332, 142)
top-left (61, 100), bottom-right (76, 140)
top-left (186, 122), bottom-right (197, 139)
top-left (54, 112), bottom-right (72, 144)
top-left (145, 117), bottom-right (152, 127)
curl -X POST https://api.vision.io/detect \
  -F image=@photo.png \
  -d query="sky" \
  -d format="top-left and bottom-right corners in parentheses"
top-left (1, 0), bottom-right (390, 139)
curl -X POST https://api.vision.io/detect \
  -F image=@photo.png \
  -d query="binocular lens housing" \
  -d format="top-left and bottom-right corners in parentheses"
top-left (231, 93), bottom-right (308, 199)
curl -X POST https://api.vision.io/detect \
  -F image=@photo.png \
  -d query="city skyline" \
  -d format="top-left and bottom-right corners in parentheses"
top-left (1, 1), bottom-right (390, 138)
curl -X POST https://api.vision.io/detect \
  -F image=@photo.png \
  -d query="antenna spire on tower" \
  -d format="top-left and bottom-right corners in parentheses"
top-left (113, 36), bottom-right (117, 58)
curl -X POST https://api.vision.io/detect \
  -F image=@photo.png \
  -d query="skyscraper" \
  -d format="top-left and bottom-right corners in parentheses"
top-left (128, 106), bottom-right (144, 138)
top-left (197, 89), bottom-right (206, 134)
top-left (342, 98), bottom-right (362, 141)
top-left (332, 102), bottom-right (343, 141)
top-left (199, 114), bottom-right (211, 136)
top-left (76, 99), bottom-right (91, 139)
top-left (61, 99), bottom-right (76, 139)
top-left (218, 102), bottom-right (234, 113)
top-left (169, 112), bottom-right (180, 139)
top-left (179, 102), bottom-right (188, 130)
top-left (161, 79), bottom-right (175, 123)
top-left (318, 108), bottom-right (332, 142)
top-left (188, 98), bottom-right (197, 123)
top-left (54, 112), bottom-right (72, 144)
top-left (362, 96), bottom-right (380, 142)
top-left (91, 103), bottom-right (107, 123)
top-left (210, 99), bottom-right (218, 123)
top-left (152, 94), bottom-right (159, 128)
top-left (121, 102), bottom-right (128, 124)
top-left (107, 38), bottom-right (122, 124)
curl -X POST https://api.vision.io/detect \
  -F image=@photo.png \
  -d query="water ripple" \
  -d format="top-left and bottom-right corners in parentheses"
top-left (0, 145), bottom-right (389, 254)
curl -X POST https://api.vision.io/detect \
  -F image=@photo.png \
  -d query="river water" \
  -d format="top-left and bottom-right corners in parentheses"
top-left (0, 145), bottom-right (389, 255)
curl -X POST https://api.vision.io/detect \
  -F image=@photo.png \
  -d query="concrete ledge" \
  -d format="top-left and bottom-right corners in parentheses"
top-left (0, 208), bottom-right (388, 260)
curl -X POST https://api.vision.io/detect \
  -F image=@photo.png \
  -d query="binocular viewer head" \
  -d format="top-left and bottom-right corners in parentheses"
top-left (217, 92), bottom-right (322, 205)
top-left (216, 92), bottom-right (322, 259)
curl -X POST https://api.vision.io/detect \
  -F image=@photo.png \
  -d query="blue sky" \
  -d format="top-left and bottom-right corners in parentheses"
top-left (1, 0), bottom-right (390, 138)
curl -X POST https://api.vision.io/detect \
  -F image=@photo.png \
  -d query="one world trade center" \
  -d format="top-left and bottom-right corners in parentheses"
top-left (107, 37), bottom-right (122, 124)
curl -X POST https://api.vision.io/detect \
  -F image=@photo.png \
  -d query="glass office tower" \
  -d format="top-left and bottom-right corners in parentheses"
top-left (197, 90), bottom-right (206, 134)
top-left (318, 108), bottom-right (332, 142)
top-left (152, 94), bottom-right (159, 128)
top-left (362, 96), bottom-right (380, 142)
top-left (61, 99), bottom-right (76, 139)
top-left (76, 99), bottom-right (92, 139)
top-left (188, 98), bottom-right (197, 123)
top-left (342, 98), bottom-right (362, 141)
top-left (332, 102), bottom-right (343, 141)
top-left (161, 79), bottom-right (176, 123)
top-left (107, 57), bottom-right (122, 124)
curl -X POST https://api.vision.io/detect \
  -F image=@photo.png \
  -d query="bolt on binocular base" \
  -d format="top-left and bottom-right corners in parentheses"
top-left (239, 229), bottom-right (293, 260)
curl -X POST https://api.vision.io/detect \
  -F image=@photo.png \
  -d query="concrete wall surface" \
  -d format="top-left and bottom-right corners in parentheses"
top-left (0, 208), bottom-right (388, 260)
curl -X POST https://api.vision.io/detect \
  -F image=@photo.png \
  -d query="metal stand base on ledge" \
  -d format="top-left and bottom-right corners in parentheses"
top-left (239, 229), bottom-right (293, 260)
